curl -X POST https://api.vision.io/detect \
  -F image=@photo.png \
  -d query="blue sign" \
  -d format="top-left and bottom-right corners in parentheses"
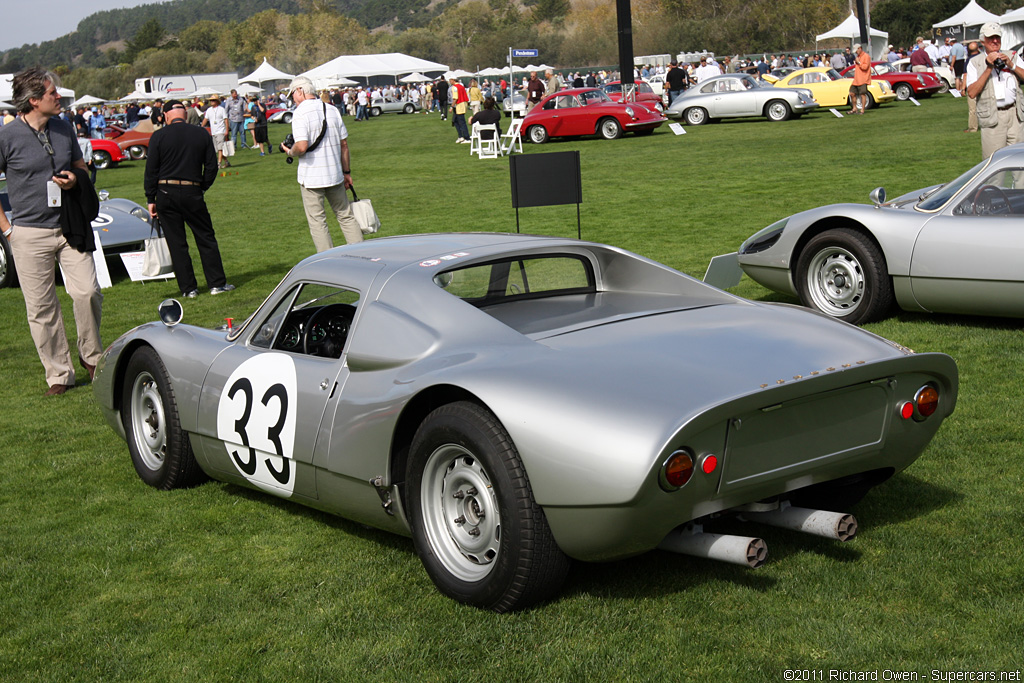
top-left (513, 49), bottom-right (539, 58)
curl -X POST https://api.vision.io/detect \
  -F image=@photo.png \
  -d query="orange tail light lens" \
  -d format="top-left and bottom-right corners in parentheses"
top-left (915, 385), bottom-right (939, 419)
top-left (661, 449), bottom-right (695, 490)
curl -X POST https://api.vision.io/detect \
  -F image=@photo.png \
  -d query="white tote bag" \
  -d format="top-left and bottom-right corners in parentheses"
top-left (141, 219), bottom-right (174, 277)
top-left (349, 186), bottom-right (380, 235)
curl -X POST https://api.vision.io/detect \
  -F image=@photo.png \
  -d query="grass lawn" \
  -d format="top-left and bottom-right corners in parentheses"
top-left (2, 97), bottom-right (1022, 681)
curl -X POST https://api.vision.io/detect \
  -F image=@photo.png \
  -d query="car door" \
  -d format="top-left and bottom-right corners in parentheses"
top-left (194, 262), bottom-right (384, 502)
top-left (712, 78), bottom-right (757, 116)
top-left (909, 166), bottom-right (1024, 316)
top-left (547, 95), bottom-right (585, 136)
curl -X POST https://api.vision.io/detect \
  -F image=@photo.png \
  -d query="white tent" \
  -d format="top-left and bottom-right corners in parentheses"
top-left (934, 0), bottom-right (1000, 40)
top-left (118, 90), bottom-right (163, 102)
top-left (317, 76), bottom-right (359, 89)
top-left (816, 13), bottom-right (889, 60)
top-left (72, 94), bottom-right (106, 106)
top-left (1, 74), bottom-right (74, 104)
top-left (189, 86), bottom-right (223, 98)
top-left (301, 53), bottom-right (448, 82)
top-left (443, 69), bottom-right (475, 80)
top-left (400, 72), bottom-right (431, 83)
top-left (0, 100), bottom-right (13, 110)
top-left (235, 83), bottom-right (262, 96)
top-left (1001, 7), bottom-right (1024, 49)
top-left (477, 67), bottom-right (506, 77)
top-left (240, 58), bottom-right (294, 85)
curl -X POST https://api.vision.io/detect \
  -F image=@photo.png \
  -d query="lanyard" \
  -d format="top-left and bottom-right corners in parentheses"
top-left (20, 117), bottom-right (58, 174)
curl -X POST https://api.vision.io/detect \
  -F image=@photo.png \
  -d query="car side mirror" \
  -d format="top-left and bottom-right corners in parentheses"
top-left (98, 190), bottom-right (110, 201)
top-left (158, 299), bottom-right (183, 327)
top-left (869, 187), bottom-right (886, 207)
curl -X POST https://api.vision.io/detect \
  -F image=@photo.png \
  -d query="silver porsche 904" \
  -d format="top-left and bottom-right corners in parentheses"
top-left (666, 73), bottom-right (818, 125)
top-left (94, 233), bottom-right (957, 611)
top-left (709, 143), bottom-right (1024, 325)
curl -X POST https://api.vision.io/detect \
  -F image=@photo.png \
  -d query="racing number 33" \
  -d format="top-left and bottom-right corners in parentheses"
top-left (227, 377), bottom-right (289, 483)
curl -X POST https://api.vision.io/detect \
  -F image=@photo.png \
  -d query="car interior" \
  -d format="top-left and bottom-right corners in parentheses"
top-left (251, 283), bottom-right (361, 359)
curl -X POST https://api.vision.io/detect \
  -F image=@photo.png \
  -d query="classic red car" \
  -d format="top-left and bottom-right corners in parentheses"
top-left (89, 138), bottom-right (128, 169)
top-left (115, 119), bottom-right (156, 160)
top-left (522, 88), bottom-right (666, 144)
top-left (601, 80), bottom-right (665, 113)
top-left (840, 61), bottom-right (943, 101)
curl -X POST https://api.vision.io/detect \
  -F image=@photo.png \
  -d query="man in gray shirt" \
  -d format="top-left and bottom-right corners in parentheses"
top-left (224, 89), bottom-right (249, 150)
top-left (0, 67), bottom-right (102, 395)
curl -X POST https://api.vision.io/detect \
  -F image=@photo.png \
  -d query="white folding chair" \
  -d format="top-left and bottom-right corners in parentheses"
top-left (500, 118), bottom-right (523, 155)
top-left (469, 121), bottom-right (483, 156)
top-left (476, 124), bottom-right (500, 159)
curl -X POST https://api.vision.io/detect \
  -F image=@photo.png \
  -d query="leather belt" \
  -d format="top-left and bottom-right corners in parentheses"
top-left (158, 179), bottom-right (200, 186)
top-left (998, 103), bottom-right (1015, 110)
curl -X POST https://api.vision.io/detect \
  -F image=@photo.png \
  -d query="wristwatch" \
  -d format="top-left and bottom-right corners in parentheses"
top-left (3, 227), bottom-right (12, 238)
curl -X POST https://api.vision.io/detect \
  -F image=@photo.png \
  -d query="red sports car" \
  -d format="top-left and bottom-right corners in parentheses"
top-left (601, 80), bottom-right (665, 113)
top-left (522, 88), bottom-right (666, 144)
top-left (840, 61), bottom-right (943, 101)
top-left (90, 138), bottom-right (128, 169)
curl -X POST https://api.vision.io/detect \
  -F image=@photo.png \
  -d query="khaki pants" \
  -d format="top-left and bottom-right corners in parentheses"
top-left (299, 183), bottom-right (364, 252)
top-left (967, 95), bottom-right (978, 132)
top-left (980, 107), bottom-right (1022, 160)
top-left (8, 225), bottom-right (103, 387)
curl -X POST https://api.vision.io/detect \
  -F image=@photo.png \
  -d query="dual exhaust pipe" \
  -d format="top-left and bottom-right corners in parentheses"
top-left (658, 503), bottom-right (857, 569)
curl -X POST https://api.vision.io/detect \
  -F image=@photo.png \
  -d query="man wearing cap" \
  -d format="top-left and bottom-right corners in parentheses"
top-left (281, 76), bottom-right (362, 250)
top-left (145, 99), bottom-right (234, 298)
top-left (202, 95), bottom-right (229, 168)
top-left (966, 21), bottom-right (1024, 159)
top-left (694, 56), bottom-right (719, 83)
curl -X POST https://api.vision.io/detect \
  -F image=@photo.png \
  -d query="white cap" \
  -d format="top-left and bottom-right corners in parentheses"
top-left (980, 22), bottom-right (1002, 38)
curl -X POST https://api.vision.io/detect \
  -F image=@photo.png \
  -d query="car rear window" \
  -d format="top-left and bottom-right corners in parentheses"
top-left (434, 255), bottom-right (595, 306)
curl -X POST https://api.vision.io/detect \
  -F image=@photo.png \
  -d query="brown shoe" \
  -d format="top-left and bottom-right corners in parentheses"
top-left (79, 355), bottom-right (96, 381)
top-left (45, 384), bottom-right (76, 396)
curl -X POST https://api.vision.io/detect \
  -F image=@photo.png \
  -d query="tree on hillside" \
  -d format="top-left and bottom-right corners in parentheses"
top-left (124, 19), bottom-right (167, 62)
top-left (180, 21), bottom-right (227, 54)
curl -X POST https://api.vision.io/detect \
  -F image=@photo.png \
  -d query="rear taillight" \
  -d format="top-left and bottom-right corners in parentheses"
top-left (899, 385), bottom-right (939, 421)
top-left (660, 449), bottom-right (695, 490)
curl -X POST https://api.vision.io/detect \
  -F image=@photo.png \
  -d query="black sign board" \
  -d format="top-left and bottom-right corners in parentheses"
top-left (509, 151), bottom-right (583, 238)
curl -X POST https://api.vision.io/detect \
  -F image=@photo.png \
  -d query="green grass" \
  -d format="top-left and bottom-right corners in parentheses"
top-left (2, 99), bottom-right (1022, 681)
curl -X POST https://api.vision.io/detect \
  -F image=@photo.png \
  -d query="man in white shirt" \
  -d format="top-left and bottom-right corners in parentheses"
top-left (281, 76), bottom-right (362, 250)
top-left (924, 39), bottom-right (940, 64)
top-left (202, 95), bottom-right (229, 168)
top-left (967, 22), bottom-right (1024, 159)
top-left (695, 56), bottom-right (720, 83)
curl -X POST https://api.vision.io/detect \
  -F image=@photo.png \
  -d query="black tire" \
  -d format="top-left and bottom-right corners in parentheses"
top-left (938, 78), bottom-right (950, 94)
top-left (598, 117), bottom-right (622, 140)
top-left (93, 150), bottom-right (113, 170)
top-left (406, 401), bottom-right (570, 612)
top-left (122, 346), bottom-right (207, 490)
top-left (765, 99), bottom-right (791, 122)
top-left (795, 228), bottom-right (893, 325)
top-left (282, 112), bottom-right (293, 123)
top-left (895, 83), bottom-right (912, 101)
top-left (0, 233), bottom-right (17, 289)
top-left (528, 125), bottom-right (548, 144)
top-left (403, 103), bottom-right (416, 114)
top-left (128, 145), bottom-right (147, 160)
top-left (685, 107), bottom-right (708, 125)
top-left (370, 107), bottom-right (382, 117)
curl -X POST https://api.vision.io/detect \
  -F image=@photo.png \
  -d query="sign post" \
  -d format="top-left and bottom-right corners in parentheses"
top-left (509, 48), bottom-right (539, 119)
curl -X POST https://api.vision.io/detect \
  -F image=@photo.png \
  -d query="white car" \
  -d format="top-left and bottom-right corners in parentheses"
top-left (892, 58), bottom-right (953, 92)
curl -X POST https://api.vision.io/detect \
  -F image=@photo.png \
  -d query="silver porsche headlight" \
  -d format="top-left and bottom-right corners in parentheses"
top-left (740, 217), bottom-right (787, 254)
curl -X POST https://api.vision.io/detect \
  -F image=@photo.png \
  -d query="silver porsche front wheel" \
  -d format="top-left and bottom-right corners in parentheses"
top-left (406, 401), bottom-right (570, 612)
top-left (796, 228), bottom-right (893, 325)
top-left (122, 346), bottom-right (207, 489)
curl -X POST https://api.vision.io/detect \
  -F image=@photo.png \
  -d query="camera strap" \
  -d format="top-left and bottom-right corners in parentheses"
top-left (305, 102), bottom-right (329, 154)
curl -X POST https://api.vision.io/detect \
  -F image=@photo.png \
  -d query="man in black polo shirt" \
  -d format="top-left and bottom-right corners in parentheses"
top-left (144, 99), bottom-right (234, 298)
top-left (665, 61), bottom-right (688, 106)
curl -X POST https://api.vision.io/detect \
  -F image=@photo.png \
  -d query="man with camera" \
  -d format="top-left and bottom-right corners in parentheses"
top-left (967, 21), bottom-right (1024, 159)
top-left (281, 76), bottom-right (362, 251)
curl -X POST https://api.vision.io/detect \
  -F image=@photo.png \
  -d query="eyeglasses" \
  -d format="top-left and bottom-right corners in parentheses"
top-left (34, 128), bottom-right (54, 156)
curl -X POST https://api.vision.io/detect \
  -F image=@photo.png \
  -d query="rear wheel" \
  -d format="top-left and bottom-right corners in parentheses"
top-left (282, 112), bottom-right (293, 123)
top-left (795, 228), bottom-right (893, 325)
top-left (93, 150), bottom-right (113, 170)
top-left (765, 100), bottom-right (791, 122)
top-left (370, 106), bottom-right (382, 117)
top-left (403, 103), bottom-right (416, 114)
top-left (406, 401), bottom-right (570, 612)
top-left (128, 144), bottom-right (147, 160)
top-left (938, 78), bottom-right (951, 94)
top-left (895, 83), bottom-right (912, 101)
top-left (685, 107), bottom-right (708, 125)
top-left (528, 125), bottom-right (548, 144)
top-left (122, 346), bottom-right (207, 489)
top-left (598, 117), bottom-right (622, 140)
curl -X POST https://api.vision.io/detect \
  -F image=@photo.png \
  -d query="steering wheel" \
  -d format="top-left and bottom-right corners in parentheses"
top-left (303, 303), bottom-right (356, 358)
top-left (972, 184), bottom-right (1012, 215)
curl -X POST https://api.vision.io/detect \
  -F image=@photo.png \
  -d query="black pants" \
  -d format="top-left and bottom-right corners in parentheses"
top-left (155, 185), bottom-right (227, 293)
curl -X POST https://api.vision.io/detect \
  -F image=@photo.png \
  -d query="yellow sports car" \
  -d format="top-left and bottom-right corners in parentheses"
top-left (769, 67), bottom-right (895, 108)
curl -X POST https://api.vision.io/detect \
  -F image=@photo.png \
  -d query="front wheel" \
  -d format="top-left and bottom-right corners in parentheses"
top-left (128, 145), bottom-right (147, 160)
top-left (765, 100), bottom-right (791, 122)
top-left (406, 402), bottom-right (570, 612)
top-left (122, 346), bottom-right (207, 489)
top-left (938, 79), bottom-right (950, 94)
top-left (598, 117), bottom-right (622, 140)
top-left (370, 107), bottom-right (382, 117)
top-left (795, 228), bottom-right (893, 325)
top-left (528, 125), bottom-right (548, 144)
top-left (282, 112), bottom-right (293, 123)
top-left (895, 83), bottom-right (912, 101)
top-left (93, 150), bottom-right (113, 170)
top-left (685, 107), bottom-right (708, 125)
top-left (403, 103), bottom-right (415, 114)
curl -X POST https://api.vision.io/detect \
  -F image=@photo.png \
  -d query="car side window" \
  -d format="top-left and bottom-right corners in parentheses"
top-left (542, 98), bottom-right (557, 110)
top-left (954, 169), bottom-right (1024, 216)
top-left (700, 82), bottom-right (716, 94)
top-left (251, 283), bottom-right (361, 359)
top-left (788, 74), bottom-right (804, 85)
top-left (555, 95), bottom-right (575, 108)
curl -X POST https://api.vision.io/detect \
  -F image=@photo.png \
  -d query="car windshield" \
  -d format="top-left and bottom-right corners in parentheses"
top-left (916, 158), bottom-right (991, 211)
top-left (603, 84), bottom-right (622, 93)
top-left (824, 69), bottom-right (843, 81)
top-left (874, 63), bottom-right (895, 75)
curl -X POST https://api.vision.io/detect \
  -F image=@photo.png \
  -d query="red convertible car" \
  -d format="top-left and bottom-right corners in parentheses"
top-left (522, 88), bottom-right (667, 144)
top-left (840, 61), bottom-right (943, 101)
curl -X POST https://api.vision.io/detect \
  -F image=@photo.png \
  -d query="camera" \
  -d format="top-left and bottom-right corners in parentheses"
top-left (994, 57), bottom-right (1008, 71)
top-left (283, 133), bottom-right (295, 164)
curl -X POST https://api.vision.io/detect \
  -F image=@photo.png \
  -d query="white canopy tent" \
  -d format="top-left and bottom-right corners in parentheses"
top-left (0, 100), bottom-right (13, 110)
top-left (72, 94), bottom-right (107, 107)
top-left (316, 76), bottom-right (359, 89)
top-left (400, 72), bottom-right (431, 83)
top-left (235, 83), bottom-right (262, 96)
top-left (476, 67), bottom-right (506, 77)
top-left (189, 86), bottom-right (223, 98)
top-left (117, 91), bottom-right (164, 102)
top-left (240, 58), bottom-right (294, 86)
top-left (443, 69), bottom-right (475, 80)
top-left (816, 12), bottom-right (889, 60)
top-left (301, 53), bottom-right (448, 83)
top-left (1001, 7), bottom-right (1024, 49)
top-left (1, 74), bottom-right (74, 104)
top-left (934, 0), bottom-right (1001, 41)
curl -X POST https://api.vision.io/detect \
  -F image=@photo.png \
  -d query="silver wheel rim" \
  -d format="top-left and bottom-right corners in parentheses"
top-left (896, 85), bottom-right (910, 100)
top-left (530, 127), bottom-right (545, 143)
top-left (687, 109), bottom-right (704, 125)
top-left (806, 245), bottom-right (864, 316)
top-left (601, 120), bottom-right (619, 138)
top-left (421, 444), bottom-right (500, 582)
top-left (768, 102), bottom-right (786, 120)
top-left (129, 145), bottom-right (145, 160)
top-left (129, 371), bottom-right (166, 471)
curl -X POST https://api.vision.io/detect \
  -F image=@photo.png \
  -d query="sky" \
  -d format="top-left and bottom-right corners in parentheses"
top-left (0, 0), bottom-right (158, 52)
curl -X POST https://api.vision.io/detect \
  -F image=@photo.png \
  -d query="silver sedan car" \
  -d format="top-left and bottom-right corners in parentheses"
top-left (667, 73), bottom-right (818, 125)
top-left (708, 143), bottom-right (1024, 324)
